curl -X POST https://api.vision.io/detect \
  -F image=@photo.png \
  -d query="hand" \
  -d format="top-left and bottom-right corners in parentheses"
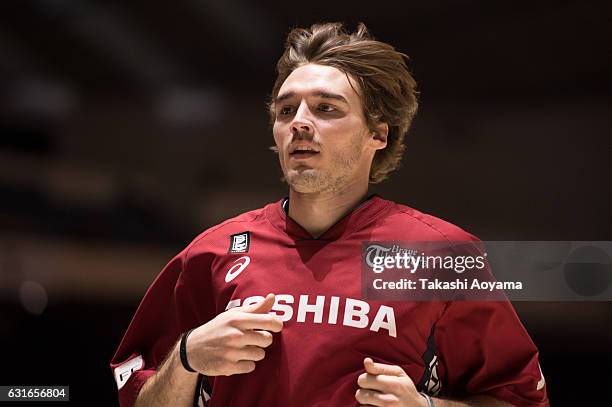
top-left (355, 357), bottom-right (429, 407)
top-left (184, 293), bottom-right (283, 376)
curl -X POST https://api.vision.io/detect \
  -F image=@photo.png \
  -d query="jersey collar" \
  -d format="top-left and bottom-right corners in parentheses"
top-left (266, 194), bottom-right (392, 242)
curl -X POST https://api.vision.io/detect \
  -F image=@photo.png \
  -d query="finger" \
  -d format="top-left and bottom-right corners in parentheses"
top-left (242, 293), bottom-right (276, 314)
top-left (357, 372), bottom-right (403, 394)
top-left (232, 360), bottom-right (256, 375)
top-left (355, 388), bottom-right (398, 406)
top-left (363, 357), bottom-right (407, 377)
top-left (234, 330), bottom-right (274, 348)
top-left (225, 345), bottom-right (266, 362)
top-left (233, 313), bottom-right (283, 332)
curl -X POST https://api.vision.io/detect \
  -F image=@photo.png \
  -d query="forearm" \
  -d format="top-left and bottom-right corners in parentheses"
top-left (135, 342), bottom-right (199, 407)
top-left (431, 395), bottom-right (512, 407)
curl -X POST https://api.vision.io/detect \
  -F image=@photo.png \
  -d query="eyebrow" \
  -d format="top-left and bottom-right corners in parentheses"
top-left (275, 91), bottom-right (348, 104)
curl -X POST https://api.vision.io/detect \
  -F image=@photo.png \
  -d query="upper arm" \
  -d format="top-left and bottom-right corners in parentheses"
top-left (110, 247), bottom-right (216, 407)
top-left (434, 300), bottom-right (548, 407)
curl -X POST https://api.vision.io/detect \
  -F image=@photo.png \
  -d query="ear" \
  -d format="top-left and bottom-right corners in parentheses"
top-left (369, 122), bottom-right (388, 150)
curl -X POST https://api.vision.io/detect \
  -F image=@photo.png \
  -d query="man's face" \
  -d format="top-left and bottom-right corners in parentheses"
top-left (272, 63), bottom-right (384, 194)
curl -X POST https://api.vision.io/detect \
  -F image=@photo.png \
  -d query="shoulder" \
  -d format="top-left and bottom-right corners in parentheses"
top-left (173, 202), bottom-right (278, 267)
top-left (185, 202), bottom-right (277, 252)
top-left (379, 198), bottom-right (480, 242)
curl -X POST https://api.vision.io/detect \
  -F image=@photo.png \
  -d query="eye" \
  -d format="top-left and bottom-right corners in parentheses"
top-left (279, 106), bottom-right (294, 116)
top-left (318, 104), bottom-right (335, 112)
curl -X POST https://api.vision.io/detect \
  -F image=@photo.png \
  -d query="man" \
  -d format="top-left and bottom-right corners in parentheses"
top-left (111, 22), bottom-right (549, 407)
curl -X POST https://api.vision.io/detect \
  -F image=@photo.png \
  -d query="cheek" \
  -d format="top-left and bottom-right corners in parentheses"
top-left (320, 119), bottom-right (367, 150)
top-left (272, 122), bottom-right (286, 148)
top-left (320, 114), bottom-right (365, 135)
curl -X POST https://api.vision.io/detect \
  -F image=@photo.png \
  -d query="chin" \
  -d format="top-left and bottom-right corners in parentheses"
top-left (286, 171), bottom-right (326, 193)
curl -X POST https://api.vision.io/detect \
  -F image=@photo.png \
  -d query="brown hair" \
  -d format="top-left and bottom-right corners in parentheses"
top-left (269, 22), bottom-right (418, 183)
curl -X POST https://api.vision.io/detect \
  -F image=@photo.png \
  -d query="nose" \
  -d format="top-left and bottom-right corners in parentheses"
top-left (290, 102), bottom-right (314, 136)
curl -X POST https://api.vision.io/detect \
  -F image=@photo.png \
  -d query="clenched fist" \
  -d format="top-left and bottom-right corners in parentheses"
top-left (356, 358), bottom-right (429, 407)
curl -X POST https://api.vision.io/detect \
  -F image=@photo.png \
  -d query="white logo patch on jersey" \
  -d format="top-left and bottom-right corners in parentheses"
top-left (229, 232), bottom-right (250, 253)
top-left (225, 256), bottom-right (251, 283)
top-left (114, 355), bottom-right (144, 390)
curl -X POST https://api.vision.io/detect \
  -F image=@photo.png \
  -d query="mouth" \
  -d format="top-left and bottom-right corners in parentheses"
top-left (289, 151), bottom-right (320, 160)
top-left (289, 146), bottom-right (320, 160)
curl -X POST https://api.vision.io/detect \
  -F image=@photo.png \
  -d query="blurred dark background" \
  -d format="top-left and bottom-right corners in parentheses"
top-left (1, 0), bottom-right (611, 405)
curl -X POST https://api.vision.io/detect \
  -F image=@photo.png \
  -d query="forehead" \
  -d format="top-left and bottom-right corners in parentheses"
top-left (278, 63), bottom-right (361, 103)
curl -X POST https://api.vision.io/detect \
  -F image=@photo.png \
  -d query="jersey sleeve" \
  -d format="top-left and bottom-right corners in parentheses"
top-left (110, 247), bottom-right (216, 407)
top-left (434, 300), bottom-right (549, 406)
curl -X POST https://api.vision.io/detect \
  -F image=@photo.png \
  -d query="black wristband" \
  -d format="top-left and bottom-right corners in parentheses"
top-left (179, 329), bottom-right (197, 373)
top-left (420, 392), bottom-right (435, 407)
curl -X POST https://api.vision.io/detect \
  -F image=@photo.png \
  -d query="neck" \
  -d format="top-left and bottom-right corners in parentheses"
top-left (287, 178), bottom-right (370, 238)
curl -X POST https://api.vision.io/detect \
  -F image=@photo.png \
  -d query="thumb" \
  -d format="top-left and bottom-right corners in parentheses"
top-left (243, 293), bottom-right (276, 314)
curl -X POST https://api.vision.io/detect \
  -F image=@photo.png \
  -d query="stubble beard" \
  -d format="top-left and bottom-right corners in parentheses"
top-left (283, 131), bottom-right (365, 194)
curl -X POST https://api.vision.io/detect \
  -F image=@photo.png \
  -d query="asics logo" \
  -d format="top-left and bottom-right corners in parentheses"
top-left (225, 256), bottom-right (250, 283)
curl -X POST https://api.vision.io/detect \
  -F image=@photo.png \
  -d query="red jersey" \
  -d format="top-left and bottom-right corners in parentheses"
top-left (111, 196), bottom-right (549, 407)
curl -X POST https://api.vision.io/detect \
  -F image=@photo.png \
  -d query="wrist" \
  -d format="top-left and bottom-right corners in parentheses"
top-left (179, 329), bottom-right (198, 374)
top-left (419, 392), bottom-right (435, 407)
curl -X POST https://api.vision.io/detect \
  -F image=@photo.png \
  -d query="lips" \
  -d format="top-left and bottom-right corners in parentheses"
top-left (289, 145), bottom-right (320, 160)
top-left (290, 151), bottom-right (319, 159)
